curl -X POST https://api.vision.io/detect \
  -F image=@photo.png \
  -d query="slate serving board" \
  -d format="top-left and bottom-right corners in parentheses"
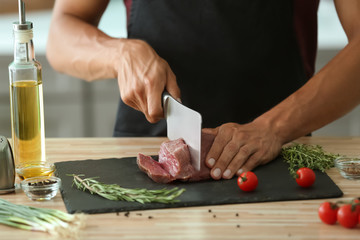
top-left (54, 156), bottom-right (343, 214)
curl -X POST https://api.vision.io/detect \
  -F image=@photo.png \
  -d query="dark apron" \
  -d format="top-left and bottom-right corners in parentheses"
top-left (113, 0), bottom-right (307, 137)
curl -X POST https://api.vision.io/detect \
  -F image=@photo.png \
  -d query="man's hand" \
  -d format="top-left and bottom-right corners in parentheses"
top-left (48, 0), bottom-right (181, 124)
top-left (115, 39), bottom-right (180, 123)
top-left (204, 121), bottom-right (283, 180)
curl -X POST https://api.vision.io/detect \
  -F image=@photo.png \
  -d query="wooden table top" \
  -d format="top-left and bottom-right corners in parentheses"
top-left (1, 137), bottom-right (359, 240)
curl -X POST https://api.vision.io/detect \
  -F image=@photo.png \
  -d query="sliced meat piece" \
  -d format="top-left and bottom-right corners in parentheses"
top-left (158, 138), bottom-right (194, 180)
top-left (137, 131), bottom-right (216, 183)
top-left (137, 153), bottom-right (174, 183)
top-left (189, 131), bottom-right (216, 181)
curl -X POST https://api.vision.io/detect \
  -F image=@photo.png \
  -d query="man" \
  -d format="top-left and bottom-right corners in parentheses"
top-left (47, 0), bottom-right (360, 180)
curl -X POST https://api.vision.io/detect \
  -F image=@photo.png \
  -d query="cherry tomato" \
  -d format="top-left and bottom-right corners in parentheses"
top-left (318, 202), bottom-right (338, 225)
top-left (337, 204), bottom-right (359, 228)
top-left (237, 171), bottom-right (258, 192)
top-left (296, 167), bottom-right (315, 188)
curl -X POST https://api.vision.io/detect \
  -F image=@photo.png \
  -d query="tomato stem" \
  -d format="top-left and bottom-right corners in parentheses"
top-left (240, 173), bottom-right (248, 182)
top-left (329, 202), bottom-right (339, 210)
top-left (335, 199), bottom-right (360, 212)
top-left (350, 202), bottom-right (359, 212)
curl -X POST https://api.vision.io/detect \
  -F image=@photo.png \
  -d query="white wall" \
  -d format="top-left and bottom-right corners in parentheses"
top-left (313, 0), bottom-right (360, 136)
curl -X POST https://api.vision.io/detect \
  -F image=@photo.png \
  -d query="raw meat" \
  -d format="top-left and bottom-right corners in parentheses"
top-left (189, 131), bottom-right (215, 181)
top-left (137, 131), bottom-right (215, 183)
top-left (158, 138), bottom-right (194, 180)
top-left (137, 153), bottom-right (174, 183)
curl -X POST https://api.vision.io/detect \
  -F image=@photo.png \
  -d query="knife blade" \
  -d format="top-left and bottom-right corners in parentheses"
top-left (162, 92), bottom-right (202, 171)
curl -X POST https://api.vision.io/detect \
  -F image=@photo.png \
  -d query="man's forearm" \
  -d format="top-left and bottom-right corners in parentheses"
top-left (47, 12), bottom-right (121, 81)
top-left (254, 36), bottom-right (360, 144)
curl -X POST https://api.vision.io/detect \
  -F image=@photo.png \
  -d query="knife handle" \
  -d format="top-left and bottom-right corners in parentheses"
top-left (162, 91), bottom-right (171, 105)
top-left (162, 91), bottom-right (182, 104)
top-left (162, 91), bottom-right (171, 117)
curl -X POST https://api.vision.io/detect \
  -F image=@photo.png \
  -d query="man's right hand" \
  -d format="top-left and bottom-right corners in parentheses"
top-left (47, 0), bottom-right (180, 123)
top-left (115, 39), bottom-right (181, 123)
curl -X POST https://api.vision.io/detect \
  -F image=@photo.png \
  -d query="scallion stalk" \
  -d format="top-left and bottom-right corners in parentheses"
top-left (0, 198), bottom-right (85, 237)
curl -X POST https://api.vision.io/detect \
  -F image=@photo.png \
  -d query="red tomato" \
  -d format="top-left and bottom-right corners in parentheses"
top-left (237, 171), bottom-right (258, 192)
top-left (296, 167), bottom-right (315, 188)
top-left (337, 204), bottom-right (359, 228)
top-left (318, 202), bottom-right (338, 225)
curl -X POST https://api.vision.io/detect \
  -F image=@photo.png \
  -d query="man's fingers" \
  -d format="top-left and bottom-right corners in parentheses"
top-left (216, 144), bottom-right (256, 180)
top-left (205, 129), bottom-right (232, 169)
top-left (121, 86), bottom-right (145, 112)
top-left (165, 67), bottom-right (181, 101)
top-left (145, 61), bottom-right (170, 123)
top-left (209, 140), bottom-right (242, 180)
top-left (236, 153), bottom-right (263, 175)
top-left (146, 90), bottom-right (163, 123)
top-left (202, 127), bottom-right (218, 135)
top-left (118, 41), bottom-right (176, 123)
top-left (225, 146), bottom-right (256, 179)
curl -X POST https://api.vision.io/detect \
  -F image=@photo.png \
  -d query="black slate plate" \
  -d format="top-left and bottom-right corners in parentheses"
top-left (54, 156), bottom-right (343, 214)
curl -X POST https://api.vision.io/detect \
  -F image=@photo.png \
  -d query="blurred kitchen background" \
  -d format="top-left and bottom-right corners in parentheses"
top-left (0, 0), bottom-right (357, 138)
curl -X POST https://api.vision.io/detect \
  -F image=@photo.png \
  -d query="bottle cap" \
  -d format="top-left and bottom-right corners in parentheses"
top-left (13, 22), bottom-right (33, 43)
top-left (13, 21), bottom-right (33, 31)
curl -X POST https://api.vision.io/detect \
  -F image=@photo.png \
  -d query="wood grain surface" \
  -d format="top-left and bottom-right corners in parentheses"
top-left (1, 137), bottom-right (359, 240)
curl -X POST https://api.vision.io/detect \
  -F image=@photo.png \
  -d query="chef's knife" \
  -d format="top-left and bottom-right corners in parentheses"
top-left (162, 92), bottom-right (202, 171)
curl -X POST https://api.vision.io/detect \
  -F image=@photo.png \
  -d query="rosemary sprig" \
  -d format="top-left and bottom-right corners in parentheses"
top-left (70, 174), bottom-right (185, 204)
top-left (281, 143), bottom-right (339, 178)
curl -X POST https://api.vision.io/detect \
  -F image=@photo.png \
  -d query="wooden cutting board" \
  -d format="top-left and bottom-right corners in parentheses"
top-left (54, 156), bottom-right (343, 214)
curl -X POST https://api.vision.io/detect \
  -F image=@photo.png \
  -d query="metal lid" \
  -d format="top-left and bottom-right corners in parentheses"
top-left (13, 21), bottom-right (33, 31)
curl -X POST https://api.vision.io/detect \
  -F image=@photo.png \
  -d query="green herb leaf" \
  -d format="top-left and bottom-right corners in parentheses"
top-left (281, 143), bottom-right (338, 178)
top-left (0, 198), bottom-right (85, 236)
top-left (70, 174), bottom-right (185, 204)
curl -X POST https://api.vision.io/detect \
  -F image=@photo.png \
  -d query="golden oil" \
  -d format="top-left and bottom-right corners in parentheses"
top-left (16, 163), bottom-right (54, 180)
top-left (10, 81), bottom-right (47, 179)
top-left (9, 16), bottom-right (47, 179)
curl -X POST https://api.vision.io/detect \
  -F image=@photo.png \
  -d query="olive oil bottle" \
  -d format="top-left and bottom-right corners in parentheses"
top-left (8, 1), bottom-right (50, 179)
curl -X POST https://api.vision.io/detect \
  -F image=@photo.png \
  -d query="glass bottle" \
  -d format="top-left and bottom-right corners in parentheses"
top-left (8, 19), bottom-right (48, 180)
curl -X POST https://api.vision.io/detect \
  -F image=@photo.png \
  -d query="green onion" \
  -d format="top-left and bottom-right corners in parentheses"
top-left (70, 174), bottom-right (185, 204)
top-left (0, 198), bottom-right (85, 236)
